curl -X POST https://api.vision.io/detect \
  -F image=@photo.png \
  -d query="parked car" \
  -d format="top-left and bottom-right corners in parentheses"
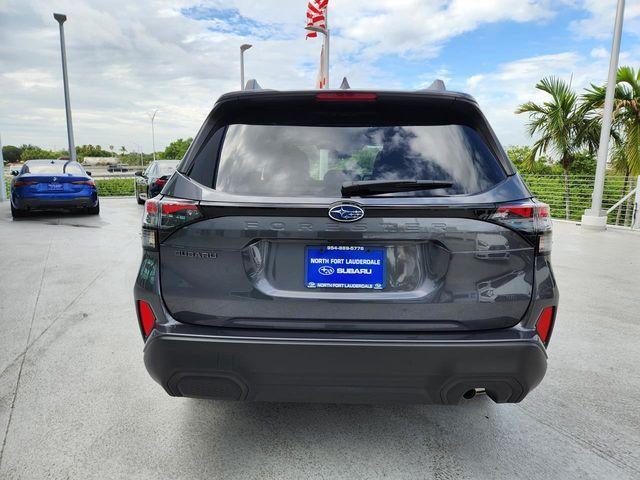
top-left (134, 160), bottom-right (179, 205)
top-left (10, 159), bottom-right (99, 218)
top-left (134, 85), bottom-right (558, 405)
top-left (107, 163), bottom-right (129, 173)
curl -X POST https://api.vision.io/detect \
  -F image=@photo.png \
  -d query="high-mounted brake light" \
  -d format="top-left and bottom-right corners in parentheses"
top-left (316, 92), bottom-right (378, 102)
top-left (536, 307), bottom-right (556, 346)
top-left (490, 201), bottom-right (552, 254)
top-left (137, 300), bottom-right (156, 338)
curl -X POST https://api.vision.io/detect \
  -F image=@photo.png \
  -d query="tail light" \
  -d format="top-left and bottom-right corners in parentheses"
top-left (536, 307), bottom-right (556, 346)
top-left (13, 180), bottom-right (38, 187)
top-left (154, 178), bottom-right (168, 187)
top-left (489, 201), bottom-right (552, 254)
top-left (72, 180), bottom-right (96, 187)
top-left (136, 300), bottom-right (156, 338)
top-left (141, 197), bottom-right (202, 250)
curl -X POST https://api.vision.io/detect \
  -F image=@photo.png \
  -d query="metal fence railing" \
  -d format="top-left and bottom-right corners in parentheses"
top-left (2, 168), bottom-right (639, 228)
top-left (521, 174), bottom-right (639, 227)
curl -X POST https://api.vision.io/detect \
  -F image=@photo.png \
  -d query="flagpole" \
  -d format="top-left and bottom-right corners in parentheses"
top-left (324, 6), bottom-right (330, 89)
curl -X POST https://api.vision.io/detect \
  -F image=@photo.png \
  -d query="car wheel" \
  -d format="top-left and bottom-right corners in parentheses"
top-left (10, 204), bottom-right (26, 218)
top-left (88, 202), bottom-right (100, 215)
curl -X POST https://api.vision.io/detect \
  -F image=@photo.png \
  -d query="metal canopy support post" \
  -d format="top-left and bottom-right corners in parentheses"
top-left (581, 0), bottom-right (626, 230)
top-left (54, 13), bottom-right (77, 163)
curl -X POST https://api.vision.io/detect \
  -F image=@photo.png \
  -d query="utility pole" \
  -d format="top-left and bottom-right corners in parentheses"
top-left (53, 13), bottom-right (77, 162)
top-left (582, 0), bottom-right (626, 230)
top-left (149, 110), bottom-right (158, 162)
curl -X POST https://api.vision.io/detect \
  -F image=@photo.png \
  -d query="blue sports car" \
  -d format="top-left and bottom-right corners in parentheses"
top-left (10, 159), bottom-right (100, 218)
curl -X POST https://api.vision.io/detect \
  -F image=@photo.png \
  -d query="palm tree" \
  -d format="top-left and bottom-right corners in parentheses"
top-left (582, 66), bottom-right (640, 226)
top-left (582, 66), bottom-right (640, 176)
top-left (516, 77), bottom-right (597, 220)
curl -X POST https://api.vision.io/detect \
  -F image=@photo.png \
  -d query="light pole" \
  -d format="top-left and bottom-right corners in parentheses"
top-left (305, 25), bottom-right (330, 89)
top-left (53, 13), bottom-right (77, 162)
top-left (0, 133), bottom-right (6, 202)
top-left (240, 44), bottom-right (252, 90)
top-left (582, 0), bottom-right (626, 230)
top-left (148, 110), bottom-right (158, 162)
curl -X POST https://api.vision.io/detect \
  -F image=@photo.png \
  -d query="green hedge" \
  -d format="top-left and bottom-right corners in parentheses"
top-left (95, 178), bottom-right (135, 196)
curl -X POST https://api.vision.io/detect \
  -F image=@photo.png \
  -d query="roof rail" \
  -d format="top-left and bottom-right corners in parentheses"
top-left (339, 77), bottom-right (351, 90)
top-left (421, 79), bottom-right (447, 92)
top-left (243, 79), bottom-right (262, 91)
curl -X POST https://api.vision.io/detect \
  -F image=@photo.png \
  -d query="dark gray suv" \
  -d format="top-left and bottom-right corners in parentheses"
top-left (134, 87), bottom-right (558, 405)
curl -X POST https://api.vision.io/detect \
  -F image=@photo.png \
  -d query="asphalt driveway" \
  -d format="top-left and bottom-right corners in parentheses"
top-left (0, 198), bottom-right (638, 479)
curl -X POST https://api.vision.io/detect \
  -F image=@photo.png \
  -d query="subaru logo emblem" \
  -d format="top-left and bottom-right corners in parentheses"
top-left (328, 204), bottom-right (365, 223)
top-left (318, 266), bottom-right (335, 276)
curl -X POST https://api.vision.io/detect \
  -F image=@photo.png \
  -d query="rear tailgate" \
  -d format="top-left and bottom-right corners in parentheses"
top-left (158, 90), bottom-right (535, 332)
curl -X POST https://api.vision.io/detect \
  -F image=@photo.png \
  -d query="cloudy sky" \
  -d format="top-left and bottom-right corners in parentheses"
top-left (1, 0), bottom-right (640, 153)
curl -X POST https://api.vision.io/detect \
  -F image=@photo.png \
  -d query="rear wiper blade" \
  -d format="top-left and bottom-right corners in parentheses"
top-left (341, 180), bottom-right (454, 197)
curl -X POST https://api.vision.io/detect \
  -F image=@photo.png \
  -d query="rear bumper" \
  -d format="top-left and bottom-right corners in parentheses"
top-left (143, 332), bottom-right (547, 405)
top-left (13, 194), bottom-right (98, 210)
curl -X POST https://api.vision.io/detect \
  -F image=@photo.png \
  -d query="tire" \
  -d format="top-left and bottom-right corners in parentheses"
top-left (88, 202), bottom-right (100, 215)
top-left (135, 184), bottom-right (145, 205)
top-left (10, 204), bottom-right (26, 218)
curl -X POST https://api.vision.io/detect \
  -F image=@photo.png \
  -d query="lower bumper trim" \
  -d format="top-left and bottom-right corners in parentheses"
top-left (144, 333), bottom-right (547, 405)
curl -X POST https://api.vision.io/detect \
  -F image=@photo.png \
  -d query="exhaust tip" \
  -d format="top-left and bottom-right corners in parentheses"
top-left (463, 388), bottom-right (487, 400)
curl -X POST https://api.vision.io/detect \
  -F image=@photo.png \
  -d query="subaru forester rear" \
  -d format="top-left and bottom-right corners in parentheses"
top-left (134, 86), bottom-right (558, 404)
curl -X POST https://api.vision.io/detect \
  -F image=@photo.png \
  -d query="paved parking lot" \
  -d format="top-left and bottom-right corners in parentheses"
top-left (0, 198), bottom-right (639, 479)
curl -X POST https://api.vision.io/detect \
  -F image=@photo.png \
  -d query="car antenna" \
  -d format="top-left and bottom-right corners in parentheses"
top-left (339, 77), bottom-right (351, 90)
top-left (243, 79), bottom-right (262, 91)
top-left (420, 79), bottom-right (447, 92)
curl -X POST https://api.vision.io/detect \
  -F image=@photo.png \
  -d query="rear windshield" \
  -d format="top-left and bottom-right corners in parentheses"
top-left (212, 125), bottom-right (505, 197)
top-left (157, 162), bottom-right (178, 176)
top-left (23, 162), bottom-right (85, 176)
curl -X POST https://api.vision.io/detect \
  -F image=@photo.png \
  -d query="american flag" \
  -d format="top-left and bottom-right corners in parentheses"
top-left (306, 0), bottom-right (328, 38)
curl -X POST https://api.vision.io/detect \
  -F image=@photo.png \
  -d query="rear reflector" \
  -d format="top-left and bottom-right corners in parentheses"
top-left (536, 307), bottom-right (555, 346)
top-left (137, 300), bottom-right (156, 338)
top-left (316, 92), bottom-right (378, 102)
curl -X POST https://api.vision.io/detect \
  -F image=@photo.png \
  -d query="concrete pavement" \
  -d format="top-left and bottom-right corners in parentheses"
top-left (0, 198), bottom-right (639, 479)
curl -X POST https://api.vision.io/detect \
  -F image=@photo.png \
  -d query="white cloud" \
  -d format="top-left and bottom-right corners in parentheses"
top-left (462, 48), bottom-right (640, 146)
top-left (590, 47), bottom-right (609, 58)
top-left (570, 0), bottom-right (640, 40)
top-left (0, 0), bottom-right (637, 151)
